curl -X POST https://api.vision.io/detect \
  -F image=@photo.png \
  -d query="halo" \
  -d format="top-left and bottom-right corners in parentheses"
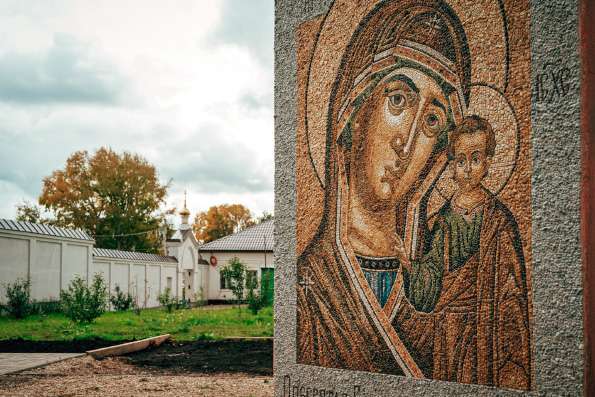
top-left (427, 84), bottom-right (520, 213)
top-left (304, 0), bottom-right (509, 188)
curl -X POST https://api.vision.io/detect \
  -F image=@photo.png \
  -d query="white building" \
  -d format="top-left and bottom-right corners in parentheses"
top-left (165, 201), bottom-right (208, 302)
top-left (198, 219), bottom-right (274, 303)
top-left (0, 203), bottom-right (274, 306)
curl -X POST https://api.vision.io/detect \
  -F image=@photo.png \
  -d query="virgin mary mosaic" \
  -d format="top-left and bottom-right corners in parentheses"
top-left (295, 0), bottom-right (533, 391)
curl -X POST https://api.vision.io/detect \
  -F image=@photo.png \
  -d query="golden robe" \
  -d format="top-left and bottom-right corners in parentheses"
top-left (393, 194), bottom-right (532, 390)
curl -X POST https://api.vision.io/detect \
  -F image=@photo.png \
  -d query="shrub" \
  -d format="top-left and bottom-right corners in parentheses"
top-left (220, 257), bottom-right (247, 308)
top-left (30, 300), bottom-right (62, 315)
top-left (158, 287), bottom-right (176, 313)
top-left (130, 283), bottom-right (142, 315)
top-left (60, 274), bottom-right (108, 323)
top-left (194, 287), bottom-right (207, 307)
top-left (133, 296), bottom-right (142, 316)
top-left (246, 282), bottom-right (265, 315)
top-left (4, 278), bottom-right (32, 319)
top-left (176, 287), bottom-right (190, 310)
top-left (110, 285), bottom-right (134, 311)
top-left (176, 298), bottom-right (190, 310)
top-left (196, 332), bottom-right (215, 341)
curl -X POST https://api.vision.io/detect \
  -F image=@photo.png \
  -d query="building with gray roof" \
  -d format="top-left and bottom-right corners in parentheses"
top-left (198, 219), bottom-right (273, 252)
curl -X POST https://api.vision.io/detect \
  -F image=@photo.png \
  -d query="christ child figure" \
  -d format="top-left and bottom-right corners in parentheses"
top-left (391, 115), bottom-right (531, 388)
top-left (394, 114), bottom-right (497, 312)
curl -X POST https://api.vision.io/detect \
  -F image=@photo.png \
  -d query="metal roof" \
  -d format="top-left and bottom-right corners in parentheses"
top-left (198, 219), bottom-right (273, 252)
top-left (93, 248), bottom-right (178, 263)
top-left (0, 218), bottom-right (93, 241)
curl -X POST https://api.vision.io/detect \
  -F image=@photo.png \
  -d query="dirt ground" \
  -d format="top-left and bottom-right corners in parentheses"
top-left (0, 339), bottom-right (274, 397)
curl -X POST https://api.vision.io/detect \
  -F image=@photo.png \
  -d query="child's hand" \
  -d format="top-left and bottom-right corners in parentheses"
top-left (394, 233), bottom-right (411, 272)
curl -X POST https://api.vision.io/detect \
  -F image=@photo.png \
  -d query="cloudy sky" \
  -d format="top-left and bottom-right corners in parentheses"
top-left (0, 0), bottom-right (274, 224)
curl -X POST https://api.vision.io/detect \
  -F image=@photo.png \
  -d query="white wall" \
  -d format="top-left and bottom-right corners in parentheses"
top-left (161, 266), bottom-right (177, 295)
top-left (31, 241), bottom-right (61, 301)
top-left (62, 244), bottom-right (89, 287)
top-left (204, 251), bottom-right (274, 301)
top-left (111, 263), bottom-right (129, 293)
top-left (0, 229), bottom-right (177, 308)
top-left (146, 265), bottom-right (161, 307)
top-left (93, 259), bottom-right (175, 309)
top-left (0, 232), bottom-right (94, 304)
top-left (195, 264), bottom-right (208, 300)
top-left (131, 264), bottom-right (145, 306)
top-left (91, 261), bottom-right (110, 283)
top-left (0, 236), bottom-right (29, 304)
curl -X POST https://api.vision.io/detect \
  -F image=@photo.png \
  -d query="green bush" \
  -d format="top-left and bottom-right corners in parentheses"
top-left (60, 274), bottom-right (108, 323)
top-left (133, 296), bottom-right (142, 316)
top-left (220, 257), bottom-right (246, 308)
top-left (194, 287), bottom-right (207, 307)
top-left (247, 285), bottom-right (265, 315)
top-left (4, 278), bottom-right (32, 319)
top-left (196, 332), bottom-right (215, 341)
top-left (110, 285), bottom-right (134, 311)
top-left (30, 300), bottom-right (62, 315)
top-left (158, 287), bottom-right (176, 313)
top-left (246, 275), bottom-right (270, 315)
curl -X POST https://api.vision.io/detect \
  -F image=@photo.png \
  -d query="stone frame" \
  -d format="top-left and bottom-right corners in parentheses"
top-left (275, 0), bottom-right (584, 395)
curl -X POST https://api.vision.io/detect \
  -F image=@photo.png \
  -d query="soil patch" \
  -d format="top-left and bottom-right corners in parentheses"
top-left (126, 339), bottom-right (273, 376)
top-left (0, 338), bottom-right (134, 353)
top-left (0, 338), bottom-right (273, 376)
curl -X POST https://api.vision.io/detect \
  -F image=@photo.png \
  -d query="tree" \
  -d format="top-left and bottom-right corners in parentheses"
top-left (38, 147), bottom-right (170, 253)
top-left (256, 211), bottom-right (273, 224)
top-left (15, 201), bottom-right (45, 224)
top-left (219, 257), bottom-right (247, 309)
top-left (193, 204), bottom-right (254, 243)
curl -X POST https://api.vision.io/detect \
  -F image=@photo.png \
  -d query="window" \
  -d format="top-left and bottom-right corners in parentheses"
top-left (166, 277), bottom-right (173, 291)
top-left (220, 272), bottom-right (232, 290)
top-left (246, 270), bottom-right (257, 288)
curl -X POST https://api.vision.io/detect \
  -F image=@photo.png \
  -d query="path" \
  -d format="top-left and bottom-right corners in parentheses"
top-left (0, 355), bottom-right (273, 396)
top-left (0, 353), bottom-right (83, 375)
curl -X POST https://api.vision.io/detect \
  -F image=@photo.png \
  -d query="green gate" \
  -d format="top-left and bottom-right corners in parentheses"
top-left (260, 268), bottom-right (274, 305)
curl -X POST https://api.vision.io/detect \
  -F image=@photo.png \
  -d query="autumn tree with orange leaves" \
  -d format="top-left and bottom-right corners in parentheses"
top-left (192, 204), bottom-right (255, 243)
top-left (38, 147), bottom-right (172, 253)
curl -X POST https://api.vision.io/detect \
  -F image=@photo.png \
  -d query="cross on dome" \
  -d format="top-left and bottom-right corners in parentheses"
top-left (179, 190), bottom-right (191, 228)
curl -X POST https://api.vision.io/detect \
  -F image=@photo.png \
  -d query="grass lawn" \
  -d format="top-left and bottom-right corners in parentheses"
top-left (0, 305), bottom-right (273, 342)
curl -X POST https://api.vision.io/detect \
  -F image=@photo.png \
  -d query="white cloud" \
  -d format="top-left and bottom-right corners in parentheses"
top-left (0, 181), bottom-right (34, 219)
top-left (0, 33), bottom-right (127, 104)
top-left (0, 0), bottom-right (274, 220)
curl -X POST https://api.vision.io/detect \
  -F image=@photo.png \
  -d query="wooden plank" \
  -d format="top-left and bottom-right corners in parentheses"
top-left (86, 334), bottom-right (170, 359)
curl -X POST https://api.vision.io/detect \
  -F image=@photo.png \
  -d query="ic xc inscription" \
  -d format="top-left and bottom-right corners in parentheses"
top-left (303, 0), bottom-right (315, 13)
top-left (534, 62), bottom-right (572, 103)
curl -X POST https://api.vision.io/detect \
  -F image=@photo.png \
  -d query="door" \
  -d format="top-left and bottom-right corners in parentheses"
top-left (183, 269), bottom-right (194, 301)
top-left (260, 268), bottom-right (274, 305)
